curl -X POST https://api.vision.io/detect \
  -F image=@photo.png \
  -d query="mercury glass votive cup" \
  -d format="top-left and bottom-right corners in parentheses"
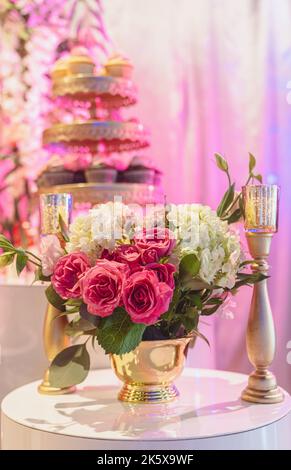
top-left (242, 184), bottom-right (279, 233)
top-left (40, 193), bottom-right (72, 235)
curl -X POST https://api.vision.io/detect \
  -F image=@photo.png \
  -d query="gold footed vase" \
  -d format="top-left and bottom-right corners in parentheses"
top-left (38, 304), bottom-right (75, 395)
top-left (111, 337), bottom-right (191, 404)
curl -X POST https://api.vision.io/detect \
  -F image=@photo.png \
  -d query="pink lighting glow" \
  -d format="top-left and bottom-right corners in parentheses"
top-left (0, 0), bottom-right (290, 392)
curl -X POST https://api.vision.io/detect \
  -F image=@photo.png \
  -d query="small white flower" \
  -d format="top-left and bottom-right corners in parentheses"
top-left (40, 234), bottom-right (64, 276)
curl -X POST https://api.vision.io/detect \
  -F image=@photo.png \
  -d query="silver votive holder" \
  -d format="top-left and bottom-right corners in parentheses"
top-left (40, 193), bottom-right (72, 235)
top-left (242, 184), bottom-right (279, 233)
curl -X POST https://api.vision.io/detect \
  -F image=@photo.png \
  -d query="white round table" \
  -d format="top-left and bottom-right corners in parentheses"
top-left (1, 368), bottom-right (291, 450)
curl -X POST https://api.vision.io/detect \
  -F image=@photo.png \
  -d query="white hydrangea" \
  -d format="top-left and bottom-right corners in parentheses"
top-left (90, 201), bottom-right (140, 249)
top-left (66, 214), bottom-right (101, 261)
top-left (66, 202), bottom-right (141, 257)
top-left (167, 204), bottom-right (241, 288)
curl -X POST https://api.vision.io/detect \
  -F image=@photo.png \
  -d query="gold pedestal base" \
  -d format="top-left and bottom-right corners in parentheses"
top-left (118, 383), bottom-right (179, 404)
top-left (38, 369), bottom-right (76, 395)
top-left (242, 385), bottom-right (284, 404)
top-left (241, 369), bottom-right (284, 404)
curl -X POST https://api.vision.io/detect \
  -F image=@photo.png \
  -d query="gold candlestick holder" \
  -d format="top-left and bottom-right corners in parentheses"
top-left (241, 184), bottom-right (283, 404)
top-left (38, 193), bottom-right (75, 395)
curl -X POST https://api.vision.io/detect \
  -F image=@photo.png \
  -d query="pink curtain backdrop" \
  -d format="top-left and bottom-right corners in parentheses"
top-left (104, 0), bottom-right (291, 391)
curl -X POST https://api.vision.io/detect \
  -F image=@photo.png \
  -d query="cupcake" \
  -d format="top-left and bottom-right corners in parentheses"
top-left (51, 57), bottom-right (69, 82)
top-left (73, 170), bottom-right (86, 184)
top-left (85, 163), bottom-right (117, 183)
top-left (37, 165), bottom-right (75, 188)
top-left (120, 156), bottom-right (156, 184)
top-left (104, 54), bottom-right (133, 79)
top-left (66, 53), bottom-right (95, 75)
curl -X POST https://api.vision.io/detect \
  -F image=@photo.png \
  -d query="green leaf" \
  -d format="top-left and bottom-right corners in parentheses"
top-left (182, 306), bottom-right (199, 333)
top-left (192, 329), bottom-right (210, 347)
top-left (65, 298), bottom-right (82, 307)
top-left (52, 311), bottom-right (73, 321)
top-left (215, 153), bottom-right (228, 172)
top-left (185, 306), bottom-right (198, 319)
top-left (237, 272), bottom-right (260, 280)
top-left (217, 183), bottom-right (235, 217)
top-left (66, 306), bottom-right (81, 314)
top-left (235, 273), bottom-right (269, 288)
top-left (232, 272), bottom-right (268, 290)
top-left (187, 292), bottom-right (203, 310)
top-left (65, 298), bottom-right (82, 314)
top-left (239, 259), bottom-right (254, 268)
top-left (205, 297), bottom-right (224, 305)
top-left (179, 253), bottom-right (200, 280)
top-left (58, 214), bottom-right (70, 242)
top-left (49, 344), bottom-right (90, 388)
top-left (16, 251), bottom-right (29, 275)
top-left (45, 284), bottom-right (66, 311)
top-left (249, 153), bottom-right (256, 173)
top-left (201, 304), bottom-right (222, 315)
top-left (232, 280), bottom-right (251, 290)
top-left (0, 252), bottom-right (15, 268)
top-left (254, 174), bottom-right (263, 184)
top-left (0, 235), bottom-right (15, 252)
top-left (182, 315), bottom-right (198, 333)
top-left (65, 317), bottom-right (96, 337)
top-left (162, 285), bottom-right (180, 321)
top-left (97, 308), bottom-right (146, 354)
top-left (227, 208), bottom-right (242, 224)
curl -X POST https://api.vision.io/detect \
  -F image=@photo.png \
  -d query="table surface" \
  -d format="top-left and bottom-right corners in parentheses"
top-left (2, 368), bottom-right (291, 442)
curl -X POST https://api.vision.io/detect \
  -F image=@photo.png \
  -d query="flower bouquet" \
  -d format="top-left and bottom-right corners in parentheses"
top-left (0, 154), bottom-right (266, 402)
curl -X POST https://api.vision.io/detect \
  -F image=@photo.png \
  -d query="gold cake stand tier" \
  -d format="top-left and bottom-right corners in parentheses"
top-left (43, 121), bottom-right (149, 153)
top-left (39, 182), bottom-right (165, 205)
top-left (52, 74), bottom-right (137, 108)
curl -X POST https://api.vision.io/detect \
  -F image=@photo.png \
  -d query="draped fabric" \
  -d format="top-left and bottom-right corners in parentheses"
top-left (104, 0), bottom-right (291, 391)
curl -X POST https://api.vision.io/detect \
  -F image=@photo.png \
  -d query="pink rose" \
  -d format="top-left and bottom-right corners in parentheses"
top-left (101, 249), bottom-right (115, 261)
top-left (146, 263), bottom-right (176, 289)
top-left (82, 259), bottom-right (125, 317)
top-left (102, 245), bottom-right (142, 273)
top-left (135, 228), bottom-right (176, 263)
top-left (113, 244), bottom-right (142, 272)
top-left (140, 247), bottom-right (159, 264)
top-left (51, 252), bottom-right (91, 299)
top-left (123, 270), bottom-right (173, 325)
top-left (40, 234), bottom-right (64, 276)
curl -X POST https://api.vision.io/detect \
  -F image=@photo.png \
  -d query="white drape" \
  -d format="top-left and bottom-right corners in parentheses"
top-left (104, 0), bottom-right (291, 391)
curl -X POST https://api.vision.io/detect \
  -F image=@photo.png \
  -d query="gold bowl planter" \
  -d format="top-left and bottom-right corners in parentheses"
top-left (111, 337), bottom-right (191, 404)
